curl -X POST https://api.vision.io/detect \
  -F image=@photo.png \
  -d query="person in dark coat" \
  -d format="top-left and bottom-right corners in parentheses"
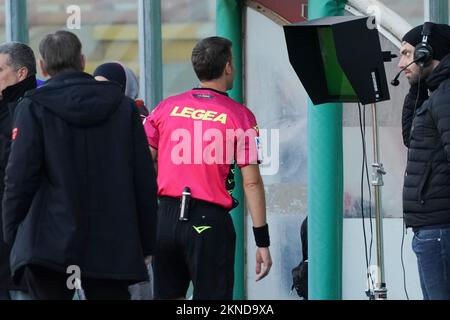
top-left (93, 62), bottom-right (150, 120)
top-left (1, 31), bottom-right (158, 300)
top-left (93, 62), bottom-right (153, 300)
top-left (399, 23), bottom-right (450, 300)
top-left (0, 42), bottom-right (37, 301)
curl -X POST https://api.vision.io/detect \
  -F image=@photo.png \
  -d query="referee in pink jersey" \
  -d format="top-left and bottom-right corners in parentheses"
top-left (144, 37), bottom-right (272, 300)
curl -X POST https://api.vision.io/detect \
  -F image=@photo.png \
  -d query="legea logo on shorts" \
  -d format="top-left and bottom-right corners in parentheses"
top-left (169, 121), bottom-right (279, 176)
top-left (193, 226), bottom-right (212, 234)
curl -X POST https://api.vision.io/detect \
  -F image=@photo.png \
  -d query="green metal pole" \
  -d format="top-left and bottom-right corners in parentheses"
top-left (308, 0), bottom-right (347, 300)
top-left (216, 0), bottom-right (245, 300)
top-left (138, 0), bottom-right (163, 109)
top-left (429, 0), bottom-right (449, 24)
top-left (5, 0), bottom-right (29, 43)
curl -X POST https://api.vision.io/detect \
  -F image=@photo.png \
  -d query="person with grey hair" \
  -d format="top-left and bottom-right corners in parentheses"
top-left (0, 42), bottom-right (37, 95)
top-left (0, 41), bottom-right (37, 301)
top-left (1, 31), bottom-right (158, 300)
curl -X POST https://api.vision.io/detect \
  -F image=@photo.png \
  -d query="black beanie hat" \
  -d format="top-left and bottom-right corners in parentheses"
top-left (402, 23), bottom-right (450, 61)
top-left (93, 62), bottom-right (126, 93)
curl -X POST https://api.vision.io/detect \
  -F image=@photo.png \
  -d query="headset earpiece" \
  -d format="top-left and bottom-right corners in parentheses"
top-left (414, 22), bottom-right (434, 68)
top-left (414, 42), bottom-right (433, 67)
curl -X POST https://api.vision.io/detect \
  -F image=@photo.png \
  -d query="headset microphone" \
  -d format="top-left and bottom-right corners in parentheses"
top-left (390, 58), bottom-right (421, 86)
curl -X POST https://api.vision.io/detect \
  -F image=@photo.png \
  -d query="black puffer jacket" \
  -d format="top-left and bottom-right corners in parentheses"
top-left (403, 54), bottom-right (450, 228)
top-left (401, 81), bottom-right (429, 148)
top-left (0, 76), bottom-right (37, 290)
top-left (1, 72), bottom-right (157, 283)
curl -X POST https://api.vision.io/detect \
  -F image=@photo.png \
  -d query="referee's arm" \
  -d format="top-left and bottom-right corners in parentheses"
top-left (241, 164), bottom-right (272, 281)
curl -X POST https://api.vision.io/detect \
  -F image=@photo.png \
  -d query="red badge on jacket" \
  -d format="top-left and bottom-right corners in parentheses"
top-left (12, 128), bottom-right (18, 141)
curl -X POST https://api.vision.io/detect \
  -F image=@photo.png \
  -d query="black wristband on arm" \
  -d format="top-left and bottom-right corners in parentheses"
top-left (253, 224), bottom-right (270, 248)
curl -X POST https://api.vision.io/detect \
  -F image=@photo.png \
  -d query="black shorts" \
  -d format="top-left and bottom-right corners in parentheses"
top-left (153, 197), bottom-right (236, 300)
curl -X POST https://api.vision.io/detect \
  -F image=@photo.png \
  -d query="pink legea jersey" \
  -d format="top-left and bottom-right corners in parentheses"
top-left (144, 88), bottom-right (260, 209)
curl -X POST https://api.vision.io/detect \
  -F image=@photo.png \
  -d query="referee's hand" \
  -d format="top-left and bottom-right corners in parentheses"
top-left (255, 247), bottom-right (272, 281)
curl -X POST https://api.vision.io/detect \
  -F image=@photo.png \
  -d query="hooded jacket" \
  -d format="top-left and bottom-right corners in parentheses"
top-left (0, 76), bottom-right (36, 290)
top-left (1, 72), bottom-right (157, 283)
top-left (403, 54), bottom-right (450, 228)
top-left (93, 62), bottom-right (149, 119)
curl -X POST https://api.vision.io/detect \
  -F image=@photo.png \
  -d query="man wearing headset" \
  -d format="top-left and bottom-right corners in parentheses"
top-left (399, 22), bottom-right (450, 300)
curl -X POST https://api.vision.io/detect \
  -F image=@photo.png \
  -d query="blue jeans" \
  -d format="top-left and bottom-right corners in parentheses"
top-left (412, 227), bottom-right (450, 300)
top-left (0, 289), bottom-right (10, 300)
top-left (9, 291), bottom-right (32, 300)
top-left (0, 290), bottom-right (31, 300)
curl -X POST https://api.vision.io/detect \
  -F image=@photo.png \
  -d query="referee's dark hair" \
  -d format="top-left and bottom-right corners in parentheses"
top-left (191, 36), bottom-right (232, 82)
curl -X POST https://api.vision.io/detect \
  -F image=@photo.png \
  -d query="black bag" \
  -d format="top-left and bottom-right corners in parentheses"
top-left (292, 260), bottom-right (308, 299)
top-left (292, 217), bottom-right (308, 299)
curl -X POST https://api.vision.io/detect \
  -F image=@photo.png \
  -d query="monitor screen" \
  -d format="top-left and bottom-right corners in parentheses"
top-left (317, 27), bottom-right (357, 101)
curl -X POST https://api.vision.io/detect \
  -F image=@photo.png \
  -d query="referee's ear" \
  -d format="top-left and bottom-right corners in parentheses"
top-left (225, 61), bottom-right (232, 75)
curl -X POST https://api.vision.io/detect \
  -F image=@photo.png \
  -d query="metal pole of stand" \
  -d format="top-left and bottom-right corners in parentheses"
top-left (370, 103), bottom-right (388, 300)
top-left (138, 0), bottom-right (162, 110)
top-left (5, 0), bottom-right (29, 43)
